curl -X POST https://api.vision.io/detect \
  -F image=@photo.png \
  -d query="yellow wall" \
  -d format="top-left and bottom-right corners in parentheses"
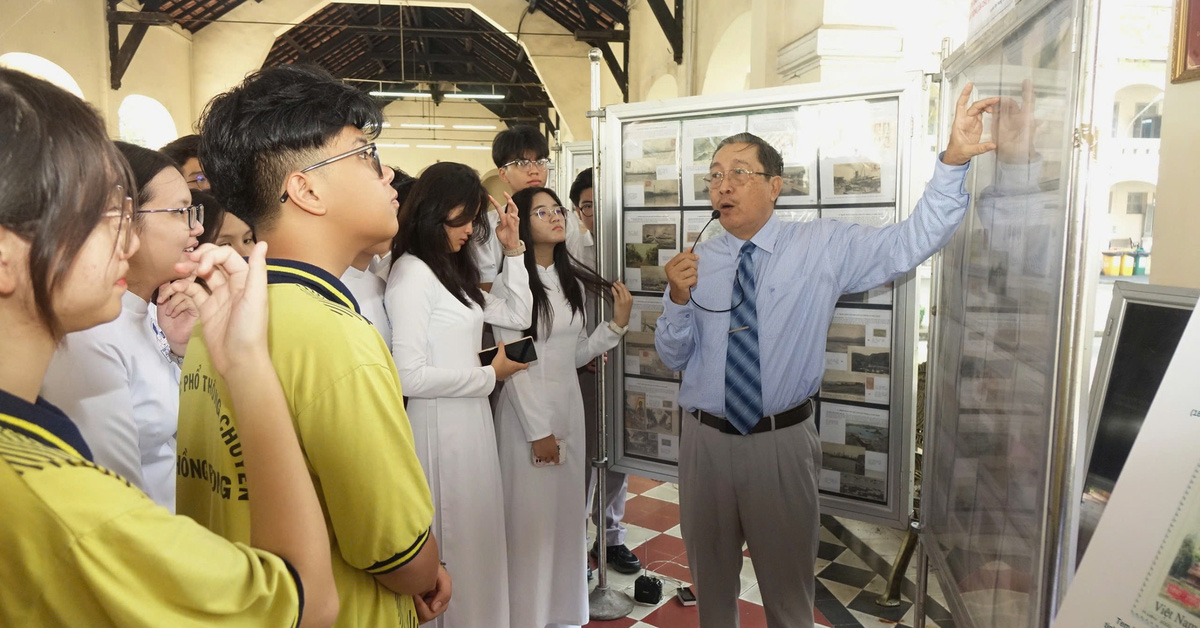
top-left (1150, 79), bottom-right (1200, 289)
top-left (0, 0), bottom-right (194, 142)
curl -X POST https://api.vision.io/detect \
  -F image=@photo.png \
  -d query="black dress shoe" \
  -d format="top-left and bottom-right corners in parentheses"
top-left (594, 543), bottom-right (642, 575)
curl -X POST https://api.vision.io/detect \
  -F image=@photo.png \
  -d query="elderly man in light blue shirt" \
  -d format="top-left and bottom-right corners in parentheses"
top-left (654, 84), bottom-right (999, 627)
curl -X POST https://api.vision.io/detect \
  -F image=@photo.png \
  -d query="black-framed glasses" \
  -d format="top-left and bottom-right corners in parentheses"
top-left (533, 205), bottom-right (567, 222)
top-left (186, 173), bottom-right (208, 185)
top-left (501, 158), bottom-right (551, 172)
top-left (702, 168), bottom-right (775, 186)
top-left (280, 143), bottom-right (383, 203)
top-left (576, 201), bottom-right (594, 217)
top-left (137, 203), bottom-right (204, 229)
top-left (105, 186), bottom-right (136, 255)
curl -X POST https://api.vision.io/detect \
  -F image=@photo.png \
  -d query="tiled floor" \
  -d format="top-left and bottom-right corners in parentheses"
top-left (586, 476), bottom-right (957, 628)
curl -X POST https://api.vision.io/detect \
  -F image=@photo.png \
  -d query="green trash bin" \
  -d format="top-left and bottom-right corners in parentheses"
top-left (1133, 249), bottom-right (1150, 276)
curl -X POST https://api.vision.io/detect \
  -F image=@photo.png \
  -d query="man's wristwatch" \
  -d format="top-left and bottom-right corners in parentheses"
top-left (503, 241), bottom-right (526, 257)
top-left (607, 321), bottom-right (628, 336)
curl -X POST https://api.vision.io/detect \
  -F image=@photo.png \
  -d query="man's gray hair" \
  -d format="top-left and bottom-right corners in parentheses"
top-left (712, 133), bottom-right (784, 177)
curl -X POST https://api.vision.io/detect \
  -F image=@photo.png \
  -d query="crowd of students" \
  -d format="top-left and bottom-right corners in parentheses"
top-left (0, 62), bottom-right (636, 628)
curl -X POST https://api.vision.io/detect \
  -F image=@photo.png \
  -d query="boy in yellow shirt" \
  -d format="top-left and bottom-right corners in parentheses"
top-left (176, 64), bottom-right (449, 627)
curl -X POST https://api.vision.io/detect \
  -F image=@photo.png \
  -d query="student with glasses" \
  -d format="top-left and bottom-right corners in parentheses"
top-left (164, 134), bottom-right (259, 253)
top-left (492, 186), bottom-right (632, 628)
top-left (476, 126), bottom-right (592, 289)
top-left (178, 64), bottom-right (447, 628)
top-left (385, 161), bottom-right (531, 628)
top-left (41, 141), bottom-right (204, 511)
top-left (160, 134), bottom-right (210, 191)
top-left (0, 67), bottom-right (337, 628)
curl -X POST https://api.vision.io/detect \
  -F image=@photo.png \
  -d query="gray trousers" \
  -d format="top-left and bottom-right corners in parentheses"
top-left (678, 412), bottom-right (822, 628)
top-left (581, 364), bottom-right (628, 546)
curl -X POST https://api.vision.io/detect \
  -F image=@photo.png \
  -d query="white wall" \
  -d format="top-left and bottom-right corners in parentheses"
top-left (1104, 181), bottom-right (1154, 244)
top-left (1150, 78), bottom-right (1200, 289)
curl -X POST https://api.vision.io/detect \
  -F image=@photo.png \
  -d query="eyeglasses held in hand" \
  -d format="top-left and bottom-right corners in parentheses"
top-left (534, 206), bottom-right (567, 221)
top-left (137, 203), bottom-right (204, 229)
top-left (702, 168), bottom-right (775, 187)
top-left (279, 143), bottom-right (384, 204)
top-left (501, 158), bottom-right (551, 172)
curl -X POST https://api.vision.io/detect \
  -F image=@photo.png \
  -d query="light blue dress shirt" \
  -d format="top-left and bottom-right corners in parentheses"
top-left (654, 157), bottom-right (971, 416)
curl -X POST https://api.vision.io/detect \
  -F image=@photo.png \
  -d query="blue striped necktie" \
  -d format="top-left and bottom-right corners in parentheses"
top-left (724, 241), bottom-right (763, 434)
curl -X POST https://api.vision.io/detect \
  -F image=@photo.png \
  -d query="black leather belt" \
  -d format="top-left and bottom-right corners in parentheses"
top-left (694, 398), bottom-right (815, 435)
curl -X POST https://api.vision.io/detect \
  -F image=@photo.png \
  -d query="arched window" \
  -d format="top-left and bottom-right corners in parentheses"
top-left (701, 13), bottom-right (752, 95)
top-left (0, 53), bottom-right (84, 98)
top-left (118, 95), bottom-right (178, 149)
top-left (1111, 84), bottom-right (1163, 139)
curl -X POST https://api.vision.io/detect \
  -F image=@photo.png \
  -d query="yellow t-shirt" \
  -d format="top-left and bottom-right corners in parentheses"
top-left (0, 391), bottom-right (302, 627)
top-left (177, 259), bottom-right (433, 628)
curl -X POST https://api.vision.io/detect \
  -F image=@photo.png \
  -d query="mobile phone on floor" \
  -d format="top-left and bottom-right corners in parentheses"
top-left (677, 586), bottom-right (696, 606)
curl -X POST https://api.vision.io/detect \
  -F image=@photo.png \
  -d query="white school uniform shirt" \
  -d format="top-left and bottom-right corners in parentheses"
top-left (41, 291), bottom-right (181, 510)
top-left (340, 265), bottom-right (391, 342)
top-left (386, 252), bottom-right (533, 628)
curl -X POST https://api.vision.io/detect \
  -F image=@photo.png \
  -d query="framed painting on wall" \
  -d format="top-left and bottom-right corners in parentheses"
top-left (1172, 0), bottom-right (1200, 83)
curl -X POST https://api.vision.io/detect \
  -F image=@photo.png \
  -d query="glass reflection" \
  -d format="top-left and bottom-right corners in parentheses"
top-left (925, 0), bottom-right (1076, 625)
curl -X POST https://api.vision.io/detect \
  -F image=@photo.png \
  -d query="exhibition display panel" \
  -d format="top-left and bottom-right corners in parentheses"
top-left (919, 0), bottom-right (1102, 624)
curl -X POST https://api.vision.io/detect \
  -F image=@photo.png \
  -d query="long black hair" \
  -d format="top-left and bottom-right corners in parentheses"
top-left (512, 186), bottom-right (611, 340)
top-left (0, 69), bottom-right (136, 336)
top-left (392, 162), bottom-right (492, 307)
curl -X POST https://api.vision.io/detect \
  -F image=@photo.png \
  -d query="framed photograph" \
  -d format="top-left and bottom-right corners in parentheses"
top-left (1173, 0), bottom-right (1200, 83)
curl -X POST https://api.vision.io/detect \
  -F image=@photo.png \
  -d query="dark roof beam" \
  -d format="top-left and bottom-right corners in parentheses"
top-left (645, 0), bottom-right (683, 64)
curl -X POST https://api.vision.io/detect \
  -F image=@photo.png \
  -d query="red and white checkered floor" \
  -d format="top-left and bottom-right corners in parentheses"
top-left (586, 476), bottom-right (957, 628)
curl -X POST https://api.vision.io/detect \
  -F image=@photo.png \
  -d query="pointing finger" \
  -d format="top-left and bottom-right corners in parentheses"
top-left (956, 82), bottom-right (974, 114)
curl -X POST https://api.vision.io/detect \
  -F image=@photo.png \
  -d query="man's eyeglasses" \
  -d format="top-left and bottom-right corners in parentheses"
top-left (186, 173), bottom-right (208, 185)
top-left (280, 143), bottom-right (384, 204)
top-left (105, 187), bottom-right (136, 255)
top-left (576, 201), bottom-right (594, 217)
top-left (702, 168), bottom-right (776, 187)
top-left (501, 158), bottom-right (551, 172)
top-left (533, 205), bottom-right (567, 222)
top-left (137, 203), bottom-right (204, 229)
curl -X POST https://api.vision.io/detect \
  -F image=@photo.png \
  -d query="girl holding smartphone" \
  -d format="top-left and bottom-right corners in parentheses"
top-left (492, 186), bottom-right (632, 628)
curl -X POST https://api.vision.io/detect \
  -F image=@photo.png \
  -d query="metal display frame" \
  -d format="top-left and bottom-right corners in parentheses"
top-left (916, 0), bottom-right (1103, 624)
top-left (557, 141), bottom-right (595, 194)
top-left (597, 78), bottom-right (933, 527)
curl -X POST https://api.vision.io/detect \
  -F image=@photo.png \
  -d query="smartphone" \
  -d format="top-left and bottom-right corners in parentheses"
top-left (531, 438), bottom-right (565, 467)
top-left (677, 586), bottom-right (696, 607)
top-left (479, 335), bottom-right (537, 366)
